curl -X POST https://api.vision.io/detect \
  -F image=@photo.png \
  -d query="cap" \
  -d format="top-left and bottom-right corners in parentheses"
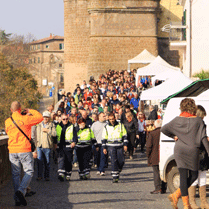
top-left (43, 111), bottom-right (51, 118)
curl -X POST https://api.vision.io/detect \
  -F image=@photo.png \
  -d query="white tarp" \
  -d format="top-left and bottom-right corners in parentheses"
top-left (128, 49), bottom-right (156, 64)
top-left (151, 70), bottom-right (183, 86)
top-left (128, 49), bottom-right (156, 71)
top-left (140, 71), bottom-right (192, 101)
top-left (135, 56), bottom-right (180, 86)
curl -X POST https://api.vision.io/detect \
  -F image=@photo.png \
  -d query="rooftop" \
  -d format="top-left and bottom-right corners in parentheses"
top-left (29, 34), bottom-right (64, 45)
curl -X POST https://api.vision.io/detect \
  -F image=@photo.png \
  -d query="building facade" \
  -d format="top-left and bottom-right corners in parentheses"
top-left (29, 34), bottom-right (64, 96)
top-left (174, 0), bottom-right (209, 77)
top-left (64, 0), bottom-right (161, 92)
top-left (158, 0), bottom-right (183, 68)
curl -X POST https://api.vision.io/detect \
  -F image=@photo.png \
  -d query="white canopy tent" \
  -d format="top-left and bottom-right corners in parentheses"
top-left (128, 49), bottom-right (156, 71)
top-left (151, 70), bottom-right (183, 86)
top-left (140, 71), bottom-right (192, 101)
top-left (135, 56), bottom-right (180, 86)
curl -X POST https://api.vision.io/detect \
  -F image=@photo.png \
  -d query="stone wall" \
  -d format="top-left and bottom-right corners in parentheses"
top-left (158, 37), bottom-right (183, 68)
top-left (64, 0), bottom-right (160, 92)
top-left (0, 136), bottom-right (11, 186)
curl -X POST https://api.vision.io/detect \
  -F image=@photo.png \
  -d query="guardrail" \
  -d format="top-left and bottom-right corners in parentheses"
top-left (0, 135), bottom-right (11, 186)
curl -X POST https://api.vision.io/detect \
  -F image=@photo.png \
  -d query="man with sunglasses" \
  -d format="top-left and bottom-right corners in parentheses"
top-left (55, 113), bottom-right (77, 181)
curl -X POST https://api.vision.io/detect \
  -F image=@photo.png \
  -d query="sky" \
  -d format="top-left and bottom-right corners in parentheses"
top-left (0, 0), bottom-right (64, 40)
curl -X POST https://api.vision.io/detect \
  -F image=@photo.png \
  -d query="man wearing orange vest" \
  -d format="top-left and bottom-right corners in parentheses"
top-left (5, 101), bottom-right (43, 207)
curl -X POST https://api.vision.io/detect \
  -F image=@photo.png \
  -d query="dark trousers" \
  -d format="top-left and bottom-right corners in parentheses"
top-left (135, 131), bottom-right (146, 151)
top-left (152, 165), bottom-right (161, 191)
top-left (179, 168), bottom-right (198, 196)
top-left (57, 147), bottom-right (73, 176)
top-left (127, 132), bottom-right (136, 156)
top-left (76, 146), bottom-right (92, 177)
top-left (93, 144), bottom-right (108, 172)
top-left (107, 146), bottom-right (124, 179)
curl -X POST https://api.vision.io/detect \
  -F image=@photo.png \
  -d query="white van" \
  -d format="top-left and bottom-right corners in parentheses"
top-left (159, 97), bottom-right (209, 193)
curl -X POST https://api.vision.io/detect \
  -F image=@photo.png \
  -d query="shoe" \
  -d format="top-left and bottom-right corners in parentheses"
top-left (80, 176), bottom-right (84, 180)
top-left (85, 174), bottom-right (90, 179)
top-left (25, 191), bottom-right (36, 197)
top-left (66, 175), bottom-right (71, 181)
top-left (168, 188), bottom-right (181, 209)
top-left (15, 201), bottom-right (21, 206)
top-left (15, 190), bottom-right (27, 206)
top-left (150, 189), bottom-right (162, 194)
top-left (161, 190), bottom-right (166, 194)
top-left (113, 178), bottom-right (119, 183)
top-left (100, 172), bottom-right (105, 176)
top-left (36, 177), bottom-right (42, 181)
top-left (45, 178), bottom-right (50, 181)
top-left (74, 162), bottom-right (78, 168)
top-left (188, 186), bottom-right (199, 209)
top-left (58, 174), bottom-right (64, 182)
top-left (94, 164), bottom-right (97, 168)
top-left (130, 155), bottom-right (133, 160)
top-left (96, 171), bottom-right (100, 175)
top-left (199, 185), bottom-right (209, 209)
top-left (182, 196), bottom-right (192, 209)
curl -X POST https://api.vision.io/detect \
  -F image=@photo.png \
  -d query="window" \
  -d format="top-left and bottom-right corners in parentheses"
top-left (29, 59), bottom-right (32, 64)
top-left (60, 73), bottom-right (64, 83)
top-left (30, 46), bottom-right (33, 51)
top-left (59, 43), bottom-right (64, 50)
top-left (34, 58), bottom-right (36, 63)
top-left (46, 45), bottom-right (49, 49)
top-left (37, 44), bottom-right (40, 49)
top-left (33, 45), bottom-right (36, 50)
top-left (38, 57), bottom-right (40, 63)
top-left (59, 64), bottom-right (62, 68)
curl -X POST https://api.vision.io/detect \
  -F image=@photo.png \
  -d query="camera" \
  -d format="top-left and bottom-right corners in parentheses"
top-left (21, 110), bottom-right (27, 115)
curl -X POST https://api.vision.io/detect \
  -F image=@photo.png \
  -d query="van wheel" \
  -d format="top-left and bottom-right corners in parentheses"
top-left (167, 166), bottom-right (180, 193)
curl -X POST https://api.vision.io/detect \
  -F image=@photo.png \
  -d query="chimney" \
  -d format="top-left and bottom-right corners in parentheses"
top-left (50, 33), bottom-right (52, 38)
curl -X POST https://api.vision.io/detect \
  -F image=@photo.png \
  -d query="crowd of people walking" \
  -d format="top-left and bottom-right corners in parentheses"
top-left (5, 69), bottom-right (209, 209)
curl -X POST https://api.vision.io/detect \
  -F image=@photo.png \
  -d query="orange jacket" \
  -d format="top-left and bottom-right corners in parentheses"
top-left (5, 109), bottom-right (43, 153)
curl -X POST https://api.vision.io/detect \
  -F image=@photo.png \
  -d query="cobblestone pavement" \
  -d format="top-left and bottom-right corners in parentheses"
top-left (0, 150), bottom-right (200, 209)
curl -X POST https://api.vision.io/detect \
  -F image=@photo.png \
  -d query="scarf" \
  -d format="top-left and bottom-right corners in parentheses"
top-left (179, 112), bottom-right (196, 117)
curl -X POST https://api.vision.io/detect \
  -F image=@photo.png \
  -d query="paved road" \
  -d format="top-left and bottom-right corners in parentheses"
top-left (0, 149), bottom-right (199, 209)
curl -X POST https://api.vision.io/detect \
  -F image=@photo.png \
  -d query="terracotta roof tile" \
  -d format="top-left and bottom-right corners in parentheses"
top-left (29, 35), bottom-right (64, 45)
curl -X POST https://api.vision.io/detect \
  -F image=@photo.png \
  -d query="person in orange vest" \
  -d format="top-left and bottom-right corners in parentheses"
top-left (5, 101), bottom-right (43, 207)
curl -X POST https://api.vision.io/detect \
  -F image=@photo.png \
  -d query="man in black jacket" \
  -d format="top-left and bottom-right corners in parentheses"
top-left (148, 105), bottom-right (158, 120)
top-left (121, 105), bottom-right (137, 124)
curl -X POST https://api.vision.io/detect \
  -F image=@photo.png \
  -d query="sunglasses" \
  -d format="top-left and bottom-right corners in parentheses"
top-left (62, 118), bottom-right (68, 121)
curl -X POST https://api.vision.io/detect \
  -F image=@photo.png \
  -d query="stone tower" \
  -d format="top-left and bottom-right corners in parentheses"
top-left (64, 0), bottom-right (160, 91)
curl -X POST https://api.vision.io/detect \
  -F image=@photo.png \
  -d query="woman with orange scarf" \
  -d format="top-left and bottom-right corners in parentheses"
top-left (161, 98), bottom-right (209, 209)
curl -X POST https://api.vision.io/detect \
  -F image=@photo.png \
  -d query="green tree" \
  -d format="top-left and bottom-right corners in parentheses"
top-left (0, 53), bottom-right (42, 128)
top-left (193, 69), bottom-right (209, 80)
top-left (0, 30), bottom-right (12, 45)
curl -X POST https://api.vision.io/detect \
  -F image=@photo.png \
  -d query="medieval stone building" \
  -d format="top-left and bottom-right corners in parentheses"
top-left (64, 0), bottom-right (162, 91)
top-left (64, 0), bottom-right (183, 92)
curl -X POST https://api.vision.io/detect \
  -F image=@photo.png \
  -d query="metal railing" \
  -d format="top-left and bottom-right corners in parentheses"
top-left (169, 22), bottom-right (186, 42)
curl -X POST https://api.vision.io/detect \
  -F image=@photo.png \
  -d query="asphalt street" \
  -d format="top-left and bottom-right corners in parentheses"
top-left (0, 150), bottom-right (199, 209)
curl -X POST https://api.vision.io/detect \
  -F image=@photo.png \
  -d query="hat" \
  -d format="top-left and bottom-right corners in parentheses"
top-left (43, 111), bottom-right (51, 118)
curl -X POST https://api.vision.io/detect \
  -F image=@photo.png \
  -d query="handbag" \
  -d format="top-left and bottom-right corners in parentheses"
top-left (11, 117), bottom-right (36, 152)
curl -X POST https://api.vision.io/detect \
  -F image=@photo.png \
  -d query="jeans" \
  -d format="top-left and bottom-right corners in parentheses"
top-left (73, 149), bottom-right (78, 164)
top-left (9, 152), bottom-right (34, 199)
top-left (37, 148), bottom-right (51, 178)
top-left (95, 145), bottom-right (108, 172)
